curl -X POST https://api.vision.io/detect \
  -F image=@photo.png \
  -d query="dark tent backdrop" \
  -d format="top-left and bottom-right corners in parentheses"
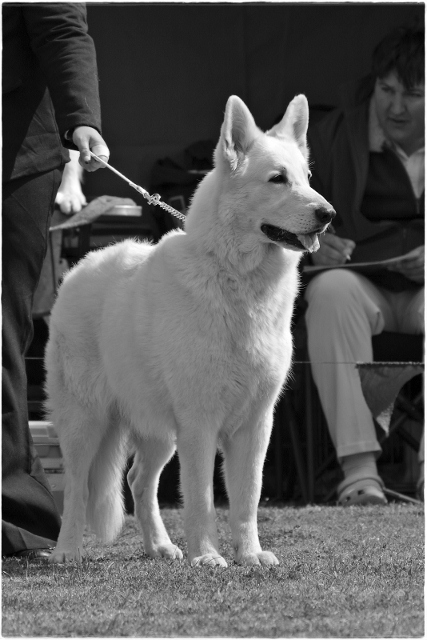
top-left (84, 2), bottom-right (424, 202)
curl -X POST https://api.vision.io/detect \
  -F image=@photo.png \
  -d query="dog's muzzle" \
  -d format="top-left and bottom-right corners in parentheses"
top-left (261, 224), bottom-right (329, 253)
top-left (261, 206), bottom-right (336, 253)
top-left (260, 224), bottom-right (307, 250)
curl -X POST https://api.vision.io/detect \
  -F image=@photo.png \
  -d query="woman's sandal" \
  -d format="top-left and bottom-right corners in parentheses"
top-left (337, 476), bottom-right (387, 507)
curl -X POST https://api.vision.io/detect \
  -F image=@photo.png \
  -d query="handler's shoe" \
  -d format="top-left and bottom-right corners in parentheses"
top-left (8, 548), bottom-right (53, 562)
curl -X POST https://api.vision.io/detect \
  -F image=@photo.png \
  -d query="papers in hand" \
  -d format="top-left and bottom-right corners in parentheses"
top-left (303, 250), bottom-right (416, 277)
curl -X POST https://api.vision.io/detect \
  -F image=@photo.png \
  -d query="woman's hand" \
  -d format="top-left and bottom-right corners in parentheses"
top-left (311, 233), bottom-right (356, 266)
top-left (388, 245), bottom-right (424, 283)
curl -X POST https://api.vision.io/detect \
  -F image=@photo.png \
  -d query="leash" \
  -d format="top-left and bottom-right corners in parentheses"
top-left (89, 151), bottom-right (187, 224)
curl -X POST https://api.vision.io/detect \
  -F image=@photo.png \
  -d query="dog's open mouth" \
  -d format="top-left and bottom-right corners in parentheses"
top-left (261, 224), bottom-right (320, 253)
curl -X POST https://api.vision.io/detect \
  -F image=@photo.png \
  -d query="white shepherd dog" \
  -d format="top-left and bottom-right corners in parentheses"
top-left (45, 95), bottom-right (335, 566)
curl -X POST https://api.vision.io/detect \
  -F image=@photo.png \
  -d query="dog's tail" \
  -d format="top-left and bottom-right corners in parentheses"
top-left (86, 424), bottom-right (128, 543)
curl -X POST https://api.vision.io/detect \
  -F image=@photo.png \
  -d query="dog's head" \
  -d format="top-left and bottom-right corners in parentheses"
top-left (212, 94), bottom-right (336, 254)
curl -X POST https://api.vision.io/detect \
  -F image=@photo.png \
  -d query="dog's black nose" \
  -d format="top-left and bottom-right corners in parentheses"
top-left (315, 207), bottom-right (336, 225)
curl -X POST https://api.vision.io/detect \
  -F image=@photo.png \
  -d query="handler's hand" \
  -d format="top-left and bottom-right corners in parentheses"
top-left (72, 126), bottom-right (110, 172)
top-left (311, 233), bottom-right (356, 266)
top-left (55, 150), bottom-right (86, 214)
top-left (387, 245), bottom-right (424, 284)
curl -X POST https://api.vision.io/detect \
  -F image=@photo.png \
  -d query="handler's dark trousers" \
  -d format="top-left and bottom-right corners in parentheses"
top-left (2, 169), bottom-right (63, 555)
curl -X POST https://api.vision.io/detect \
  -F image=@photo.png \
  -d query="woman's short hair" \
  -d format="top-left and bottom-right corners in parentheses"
top-left (371, 26), bottom-right (424, 89)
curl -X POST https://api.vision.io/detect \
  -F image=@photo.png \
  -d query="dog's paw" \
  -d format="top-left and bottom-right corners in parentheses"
top-left (48, 548), bottom-right (83, 564)
top-left (148, 544), bottom-right (183, 561)
top-left (236, 551), bottom-right (279, 566)
top-left (190, 553), bottom-right (228, 568)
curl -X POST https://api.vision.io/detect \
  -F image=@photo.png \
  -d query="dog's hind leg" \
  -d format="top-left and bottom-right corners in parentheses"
top-left (85, 417), bottom-right (128, 543)
top-left (49, 406), bottom-right (110, 564)
top-left (177, 428), bottom-right (227, 567)
top-left (128, 435), bottom-right (183, 560)
top-left (222, 407), bottom-right (279, 566)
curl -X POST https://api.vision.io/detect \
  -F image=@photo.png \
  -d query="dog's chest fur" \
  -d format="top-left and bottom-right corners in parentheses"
top-left (133, 237), bottom-right (300, 433)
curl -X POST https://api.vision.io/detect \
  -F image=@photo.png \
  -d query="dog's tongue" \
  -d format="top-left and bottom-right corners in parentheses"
top-left (297, 233), bottom-right (320, 253)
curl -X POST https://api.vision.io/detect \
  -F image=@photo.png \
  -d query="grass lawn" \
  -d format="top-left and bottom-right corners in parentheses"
top-left (2, 503), bottom-right (424, 637)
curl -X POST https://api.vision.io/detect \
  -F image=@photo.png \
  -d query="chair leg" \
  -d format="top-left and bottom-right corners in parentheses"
top-left (394, 427), bottom-right (421, 451)
top-left (304, 363), bottom-right (341, 504)
top-left (273, 393), bottom-right (309, 504)
top-left (315, 451), bottom-right (339, 482)
top-left (304, 363), bottom-right (315, 503)
top-left (379, 391), bottom-right (424, 449)
top-left (273, 408), bottom-right (284, 501)
top-left (395, 392), bottom-right (424, 423)
top-left (283, 394), bottom-right (309, 504)
top-left (77, 224), bottom-right (92, 259)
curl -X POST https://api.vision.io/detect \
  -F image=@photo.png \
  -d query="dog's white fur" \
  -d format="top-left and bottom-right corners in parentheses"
top-left (45, 95), bottom-right (334, 566)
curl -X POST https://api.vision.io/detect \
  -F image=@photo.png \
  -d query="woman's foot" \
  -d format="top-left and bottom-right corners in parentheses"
top-left (338, 452), bottom-right (386, 506)
top-left (338, 476), bottom-right (387, 506)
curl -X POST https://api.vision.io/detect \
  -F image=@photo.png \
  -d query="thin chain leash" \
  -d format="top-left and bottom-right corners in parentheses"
top-left (89, 152), bottom-right (187, 223)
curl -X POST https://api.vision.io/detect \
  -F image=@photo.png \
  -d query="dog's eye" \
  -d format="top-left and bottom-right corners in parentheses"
top-left (269, 174), bottom-right (287, 184)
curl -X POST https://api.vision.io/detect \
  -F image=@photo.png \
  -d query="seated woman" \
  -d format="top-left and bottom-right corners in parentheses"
top-left (305, 25), bottom-right (424, 505)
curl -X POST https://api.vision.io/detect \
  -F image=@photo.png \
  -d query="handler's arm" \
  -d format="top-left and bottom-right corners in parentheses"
top-left (22, 4), bottom-right (109, 171)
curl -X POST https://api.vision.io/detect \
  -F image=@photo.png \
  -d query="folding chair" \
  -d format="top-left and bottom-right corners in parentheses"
top-left (274, 330), bottom-right (423, 504)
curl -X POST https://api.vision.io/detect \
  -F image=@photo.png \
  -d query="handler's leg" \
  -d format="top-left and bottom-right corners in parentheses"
top-left (2, 170), bottom-right (63, 556)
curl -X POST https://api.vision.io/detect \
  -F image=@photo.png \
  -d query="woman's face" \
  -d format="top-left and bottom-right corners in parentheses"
top-left (374, 70), bottom-right (425, 156)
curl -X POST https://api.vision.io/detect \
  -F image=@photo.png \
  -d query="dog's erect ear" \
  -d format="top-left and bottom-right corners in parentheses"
top-left (220, 95), bottom-right (259, 171)
top-left (267, 94), bottom-right (309, 159)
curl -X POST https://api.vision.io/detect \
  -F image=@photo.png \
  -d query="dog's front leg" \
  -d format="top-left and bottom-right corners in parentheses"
top-left (128, 435), bottom-right (183, 561)
top-left (222, 408), bottom-right (279, 566)
top-left (177, 429), bottom-right (227, 567)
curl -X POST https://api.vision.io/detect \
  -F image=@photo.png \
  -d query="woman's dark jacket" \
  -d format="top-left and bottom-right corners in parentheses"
top-left (307, 77), bottom-right (424, 271)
